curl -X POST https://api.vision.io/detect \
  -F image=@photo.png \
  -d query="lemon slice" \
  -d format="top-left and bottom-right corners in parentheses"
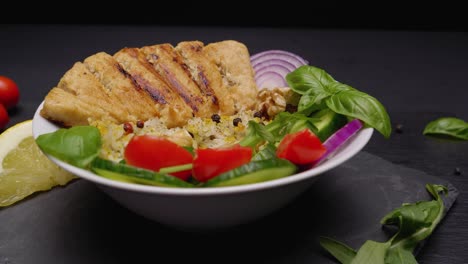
top-left (0, 120), bottom-right (75, 207)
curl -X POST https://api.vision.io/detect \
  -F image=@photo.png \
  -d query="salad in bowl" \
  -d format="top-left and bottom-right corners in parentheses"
top-left (32, 41), bottom-right (389, 228)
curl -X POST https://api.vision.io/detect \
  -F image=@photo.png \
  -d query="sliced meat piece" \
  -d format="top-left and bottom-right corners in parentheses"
top-left (41, 87), bottom-right (116, 127)
top-left (114, 48), bottom-right (193, 127)
top-left (140, 44), bottom-right (215, 117)
top-left (56, 62), bottom-right (132, 123)
top-left (83, 52), bottom-right (161, 122)
top-left (176, 41), bottom-right (235, 115)
top-left (40, 62), bottom-right (129, 126)
top-left (204, 40), bottom-right (258, 112)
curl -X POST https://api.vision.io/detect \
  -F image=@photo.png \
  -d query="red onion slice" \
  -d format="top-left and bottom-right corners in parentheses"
top-left (255, 72), bottom-right (288, 88)
top-left (250, 50), bottom-right (308, 89)
top-left (255, 64), bottom-right (292, 88)
top-left (311, 119), bottom-right (363, 167)
top-left (251, 50), bottom-right (309, 67)
top-left (252, 59), bottom-right (297, 73)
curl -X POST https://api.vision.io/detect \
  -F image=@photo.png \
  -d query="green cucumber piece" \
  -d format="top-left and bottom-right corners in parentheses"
top-left (310, 109), bottom-right (348, 141)
top-left (252, 143), bottom-right (277, 161)
top-left (204, 158), bottom-right (297, 187)
top-left (91, 158), bottom-right (193, 188)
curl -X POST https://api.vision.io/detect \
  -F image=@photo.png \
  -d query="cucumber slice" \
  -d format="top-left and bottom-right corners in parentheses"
top-left (252, 143), bottom-right (277, 161)
top-left (91, 158), bottom-right (193, 188)
top-left (310, 109), bottom-right (348, 141)
top-left (204, 158), bottom-right (297, 187)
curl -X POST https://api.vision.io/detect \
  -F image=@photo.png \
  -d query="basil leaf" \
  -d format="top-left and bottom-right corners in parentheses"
top-left (240, 113), bottom-right (319, 149)
top-left (328, 82), bottom-right (356, 93)
top-left (286, 65), bottom-right (392, 138)
top-left (385, 247), bottom-right (418, 264)
top-left (267, 112), bottom-right (318, 141)
top-left (286, 65), bottom-right (337, 95)
top-left (382, 200), bottom-right (439, 248)
top-left (384, 184), bottom-right (447, 251)
top-left (320, 184), bottom-right (450, 264)
top-left (239, 121), bottom-right (274, 148)
top-left (350, 240), bottom-right (390, 264)
top-left (297, 92), bottom-right (328, 114)
top-left (319, 236), bottom-right (356, 264)
top-left (36, 126), bottom-right (101, 169)
top-left (326, 90), bottom-right (392, 138)
top-left (423, 117), bottom-right (468, 140)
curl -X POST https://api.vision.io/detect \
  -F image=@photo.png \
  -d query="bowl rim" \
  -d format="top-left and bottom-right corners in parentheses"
top-left (32, 101), bottom-right (373, 196)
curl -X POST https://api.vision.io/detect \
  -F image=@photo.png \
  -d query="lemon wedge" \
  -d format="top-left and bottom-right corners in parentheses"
top-left (0, 120), bottom-right (75, 207)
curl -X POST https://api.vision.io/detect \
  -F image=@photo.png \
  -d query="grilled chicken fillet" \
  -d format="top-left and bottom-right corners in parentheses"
top-left (40, 40), bottom-right (259, 128)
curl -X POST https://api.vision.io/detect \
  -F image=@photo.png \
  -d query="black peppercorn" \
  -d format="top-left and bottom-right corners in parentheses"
top-left (233, 117), bottom-right (242, 126)
top-left (253, 111), bottom-right (263, 118)
top-left (211, 114), bottom-right (221, 123)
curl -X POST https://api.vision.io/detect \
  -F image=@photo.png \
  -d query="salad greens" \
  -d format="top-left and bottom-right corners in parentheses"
top-left (320, 184), bottom-right (449, 264)
top-left (286, 65), bottom-right (392, 138)
top-left (36, 126), bottom-right (101, 168)
top-left (239, 112), bottom-right (318, 149)
top-left (423, 117), bottom-right (468, 140)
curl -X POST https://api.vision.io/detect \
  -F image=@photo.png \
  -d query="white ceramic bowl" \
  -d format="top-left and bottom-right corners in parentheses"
top-left (32, 102), bottom-right (373, 230)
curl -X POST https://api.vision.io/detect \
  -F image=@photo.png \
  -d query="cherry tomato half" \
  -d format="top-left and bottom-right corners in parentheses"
top-left (193, 145), bottom-right (252, 182)
top-left (0, 104), bottom-right (9, 130)
top-left (124, 135), bottom-right (193, 181)
top-left (0, 76), bottom-right (20, 109)
top-left (276, 129), bottom-right (326, 165)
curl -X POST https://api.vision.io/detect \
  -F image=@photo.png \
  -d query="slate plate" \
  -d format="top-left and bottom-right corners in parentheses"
top-left (0, 152), bottom-right (458, 264)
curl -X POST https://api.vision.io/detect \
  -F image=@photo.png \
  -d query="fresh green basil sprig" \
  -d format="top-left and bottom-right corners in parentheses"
top-left (423, 117), bottom-right (468, 140)
top-left (286, 66), bottom-right (392, 138)
top-left (320, 184), bottom-right (448, 264)
top-left (36, 126), bottom-right (101, 168)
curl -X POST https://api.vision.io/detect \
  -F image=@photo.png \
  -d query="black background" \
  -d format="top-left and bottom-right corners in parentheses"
top-left (0, 23), bottom-right (467, 263)
top-left (2, 2), bottom-right (468, 31)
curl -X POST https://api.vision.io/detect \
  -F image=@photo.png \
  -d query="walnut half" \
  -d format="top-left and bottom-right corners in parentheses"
top-left (256, 87), bottom-right (299, 118)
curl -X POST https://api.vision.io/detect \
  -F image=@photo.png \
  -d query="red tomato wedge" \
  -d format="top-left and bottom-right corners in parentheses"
top-left (193, 145), bottom-right (253, 182)
top-left (124, 135), bottom-right (193, 181)
top-left (276, 129), bottom-right (327, 165)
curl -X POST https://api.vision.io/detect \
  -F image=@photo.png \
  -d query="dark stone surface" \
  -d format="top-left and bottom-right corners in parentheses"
top-left (0, 25), bottom-right (467, 263)
top-left (0, 152), bottom-right (458, 263)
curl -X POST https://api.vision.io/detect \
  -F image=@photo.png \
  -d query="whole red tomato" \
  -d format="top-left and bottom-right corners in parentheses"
top-left (0, 76), bottom-right (20, 109)
top-left (0, 104), bottom-right (9, 130)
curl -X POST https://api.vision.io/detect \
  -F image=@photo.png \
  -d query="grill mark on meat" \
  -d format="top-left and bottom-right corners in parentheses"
top-left (159, 64), bottom-right (200, 112)
top-left (131, 75), bottom-right (167, 104)
top-left (116, 51), bottom-right (167, 104)
top-left (198, 69), bottom-right (219, 105)
top-left (142, 44), bottom-right (204, 113)
top-left (115, 63), bottom-right (143, 92)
